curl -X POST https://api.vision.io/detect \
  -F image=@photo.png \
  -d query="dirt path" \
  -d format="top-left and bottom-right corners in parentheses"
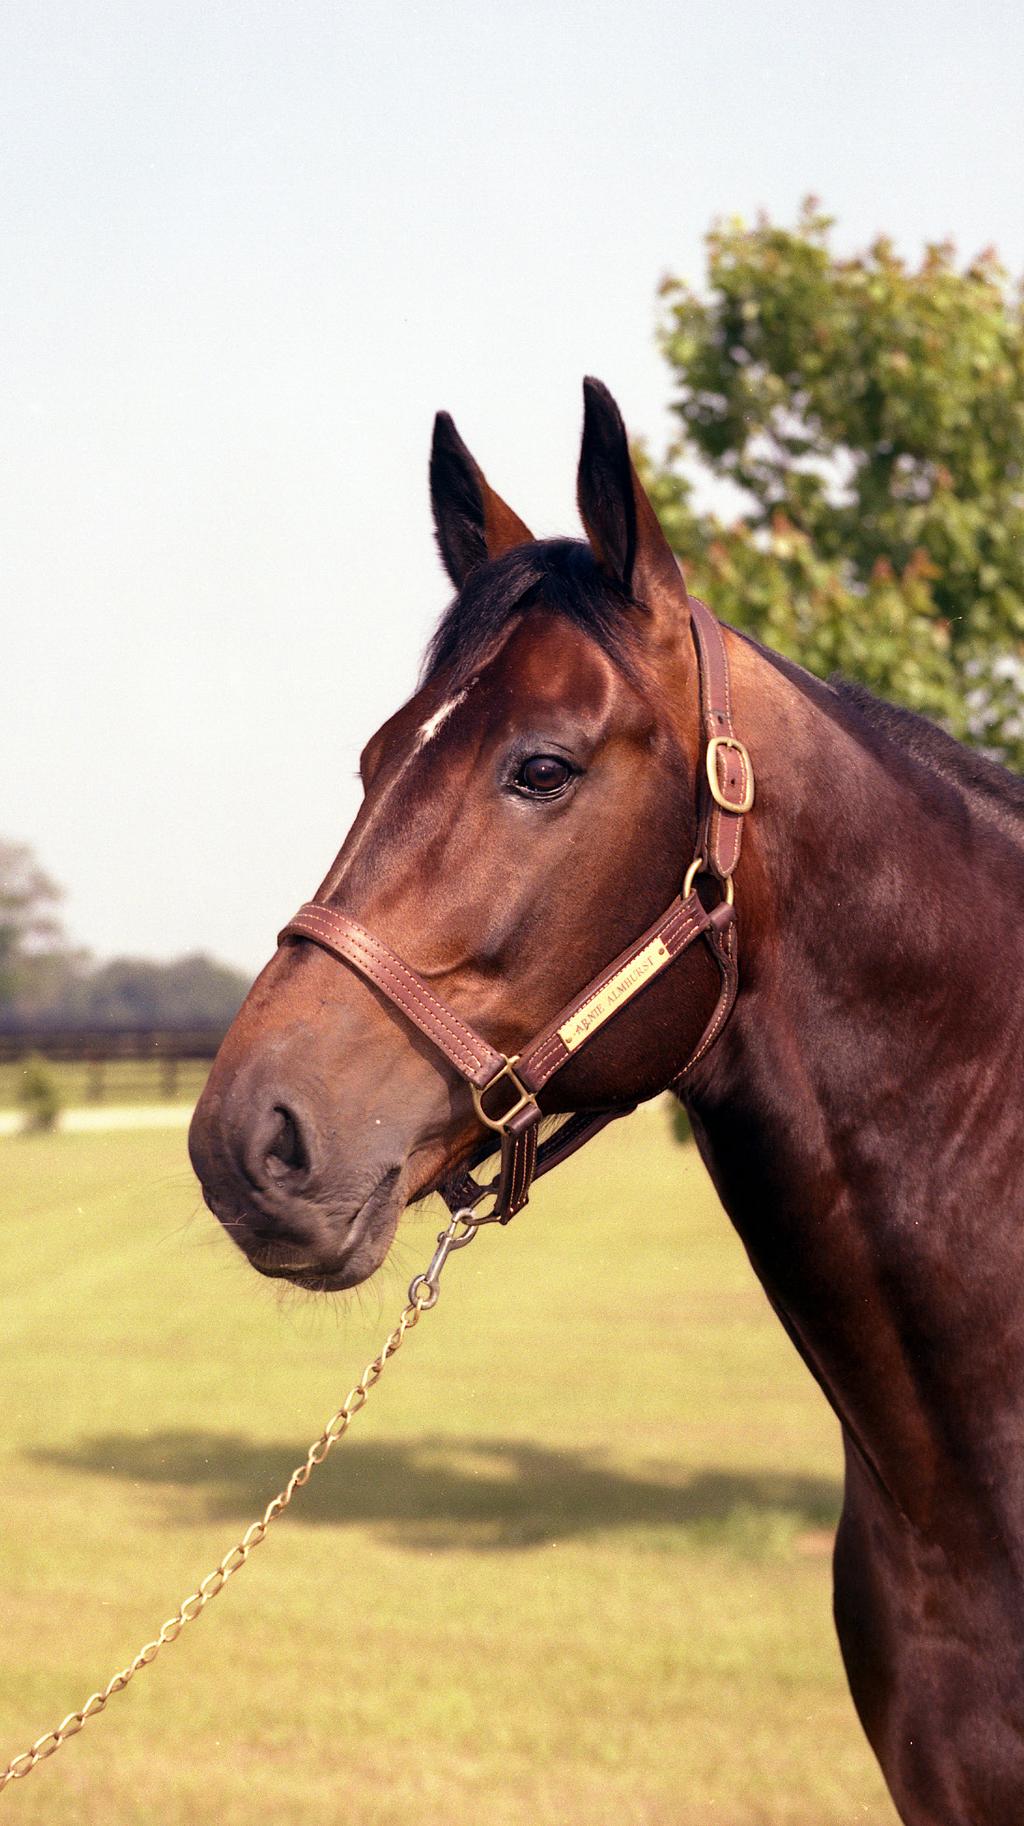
top-left (0, 1104), bottom-right (193, 1136)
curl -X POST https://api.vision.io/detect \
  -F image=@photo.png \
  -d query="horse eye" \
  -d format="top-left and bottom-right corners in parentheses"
top-left (514, 754), bottom-right (575, 797)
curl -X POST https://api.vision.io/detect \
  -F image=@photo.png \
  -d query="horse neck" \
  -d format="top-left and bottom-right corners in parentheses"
top-left (683, 637), bottom-right (1024, 1531)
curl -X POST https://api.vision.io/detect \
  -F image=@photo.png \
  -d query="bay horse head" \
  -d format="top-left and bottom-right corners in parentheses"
top-left (189, 380), bottom-right (749, 1291)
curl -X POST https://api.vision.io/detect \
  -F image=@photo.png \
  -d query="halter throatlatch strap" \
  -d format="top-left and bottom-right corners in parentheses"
top-left (277, 591), bottom-right (753, 1224)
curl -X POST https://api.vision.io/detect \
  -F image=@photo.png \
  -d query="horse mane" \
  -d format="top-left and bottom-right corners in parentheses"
top-left (830, 676), bottom-right (1024, 830)
top-left (421, 538), bottom-right (638, 686)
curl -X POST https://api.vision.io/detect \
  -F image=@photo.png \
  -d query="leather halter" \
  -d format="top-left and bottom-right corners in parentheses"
top-left (277, 595), bottom-right (753, 1226)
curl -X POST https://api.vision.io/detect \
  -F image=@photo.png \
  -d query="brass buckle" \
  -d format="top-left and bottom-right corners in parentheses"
top-left (471, 1055), bottom-right (535, 1133)
top-left (706, 736), bottom-right (754, 814)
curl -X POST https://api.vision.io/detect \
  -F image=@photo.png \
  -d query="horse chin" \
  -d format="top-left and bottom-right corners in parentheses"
top-left (207, 1164), bottom-right (405, 1295)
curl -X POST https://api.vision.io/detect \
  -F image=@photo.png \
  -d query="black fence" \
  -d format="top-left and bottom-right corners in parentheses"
top-left (0, 1028), bottom-right (226, 1102)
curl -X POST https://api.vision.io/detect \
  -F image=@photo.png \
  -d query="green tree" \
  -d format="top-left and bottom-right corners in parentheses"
top-left (0, 839), bottom-right (249, 1031)
top-left (0, 840), bottom-right (68, 1006)
top-left (62, 953), bottom-right (249, 1029)
top-left (647, 201), bottom-right (1024, 770)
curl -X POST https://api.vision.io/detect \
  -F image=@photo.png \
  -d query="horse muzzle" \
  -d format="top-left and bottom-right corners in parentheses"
top-left (188, 1075), bottom-right (409, 1291)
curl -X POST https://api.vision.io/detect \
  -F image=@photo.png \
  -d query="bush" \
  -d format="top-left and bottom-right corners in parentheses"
top-left (668, 1095), bottom-right (691, 1146)
top-left (18, 1053), bottom-right (62, 1133)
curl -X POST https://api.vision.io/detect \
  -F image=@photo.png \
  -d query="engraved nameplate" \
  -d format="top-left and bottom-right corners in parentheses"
top-left (558, 936), bottom-right (671, 1053)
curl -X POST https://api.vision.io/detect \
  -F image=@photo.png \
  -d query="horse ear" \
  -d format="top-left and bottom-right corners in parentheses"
top-left (430, 412), bottom-right (533, 588)
top-left (576, 378), bottom-right (690, 644)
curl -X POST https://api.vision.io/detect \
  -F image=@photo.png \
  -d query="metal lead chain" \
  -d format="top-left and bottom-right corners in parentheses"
top-left (0, 1211), bottom-right (482, 1796)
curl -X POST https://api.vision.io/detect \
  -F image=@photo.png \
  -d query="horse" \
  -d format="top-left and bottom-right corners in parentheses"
top-left (188, 379), bottom-right (1024, 1826)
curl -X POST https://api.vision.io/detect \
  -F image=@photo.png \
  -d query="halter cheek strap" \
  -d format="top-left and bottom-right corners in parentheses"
top-left (277, 594), bottom-right (753, 1225)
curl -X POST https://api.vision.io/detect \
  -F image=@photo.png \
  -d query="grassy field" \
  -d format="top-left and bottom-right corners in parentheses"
top-left (0, 1105), bottom-right (897, 1825)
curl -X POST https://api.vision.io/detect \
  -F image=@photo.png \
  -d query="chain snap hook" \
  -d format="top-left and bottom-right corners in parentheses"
top-left (407, 1208), bottom-right (480, 1309)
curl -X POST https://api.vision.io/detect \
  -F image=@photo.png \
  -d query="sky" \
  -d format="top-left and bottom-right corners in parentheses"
top-left (3, 0), bottom-right (1023, 974)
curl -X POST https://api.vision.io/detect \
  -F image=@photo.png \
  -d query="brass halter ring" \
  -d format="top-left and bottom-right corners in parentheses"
top-left (683, 856), bottom-right (735, 906)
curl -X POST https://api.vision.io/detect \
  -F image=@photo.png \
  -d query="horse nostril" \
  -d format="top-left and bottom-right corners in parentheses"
top-left (263, 1104), bottom-right (310, 1182)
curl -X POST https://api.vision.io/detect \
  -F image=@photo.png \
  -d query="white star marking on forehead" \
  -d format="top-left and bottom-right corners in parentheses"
top-left (414, 687), bottom-right (469, 750)
top-left (320, 681), bottom-right (476, 895)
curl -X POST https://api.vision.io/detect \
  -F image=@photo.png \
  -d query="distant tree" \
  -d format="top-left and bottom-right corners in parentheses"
top-left (58, 952), bottom-right (249, 1030)
top-left (645, 201), bottom-right (1024, 770)
top-left (0, 839), bottom-right (250, 1031)
top-left (0, 840), bottom-right (70, 1006)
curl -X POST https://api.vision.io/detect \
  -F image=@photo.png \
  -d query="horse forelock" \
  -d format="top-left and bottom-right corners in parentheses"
top-left (420, 538), bottom-right (640, 690)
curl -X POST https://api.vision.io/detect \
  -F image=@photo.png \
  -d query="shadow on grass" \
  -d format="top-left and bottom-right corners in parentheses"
top-left (30, 1432), bottom-right (841, 1554)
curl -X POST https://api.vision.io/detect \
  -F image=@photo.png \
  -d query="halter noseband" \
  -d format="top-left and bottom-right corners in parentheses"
top-left (277, 595), bottom-right (753, 1227)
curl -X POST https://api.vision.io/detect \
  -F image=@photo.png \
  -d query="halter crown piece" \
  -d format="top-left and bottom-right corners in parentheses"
top-left (278, 595), bottom-right (753, 1226)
